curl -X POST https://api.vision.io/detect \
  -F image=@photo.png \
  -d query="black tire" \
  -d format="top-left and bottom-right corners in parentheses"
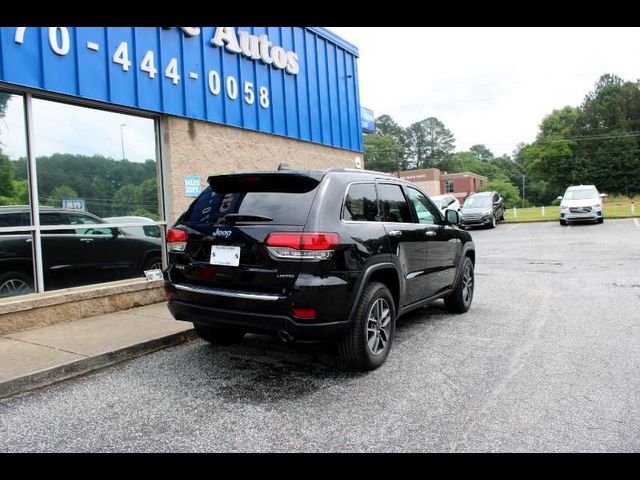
top-left (338, 282), bottom-right (396, 371)
top-left (193, 323), bottom-right (245, 345)
top-left (560, 219), bottom-right (567, 226)
top-left (489, 215), bottom-right (497, 228)
top-left (597, 217), bottom-right (604, 224)
top-left (501, 209), bottom-right (506, 221)
top-left (444, 256), bottom-right (474, 313)
top-left (0, 271), bottom-right (34, 299)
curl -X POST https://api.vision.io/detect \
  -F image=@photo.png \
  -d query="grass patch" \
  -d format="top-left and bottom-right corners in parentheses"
top-left (504, 196), bottom-right (639, 223)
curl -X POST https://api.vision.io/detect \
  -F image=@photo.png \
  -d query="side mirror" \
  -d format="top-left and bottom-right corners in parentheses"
top-left (557, 196), bottom-right (563, 200)
top-left (599, 193), bottom-right (606, 198)
top-left (446, 209), bottom-right (460, 225)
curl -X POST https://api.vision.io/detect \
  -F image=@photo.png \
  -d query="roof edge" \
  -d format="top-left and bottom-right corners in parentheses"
top-left (307, 27), bottom-right (359, 57)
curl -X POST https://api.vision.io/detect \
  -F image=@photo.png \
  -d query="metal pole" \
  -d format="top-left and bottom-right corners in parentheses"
top-left (120, 123), bottom-right (126, 161)
top-left (24, 93), bottom-right (45, 293)
top-left (522, 174), bottom-right (525, 209)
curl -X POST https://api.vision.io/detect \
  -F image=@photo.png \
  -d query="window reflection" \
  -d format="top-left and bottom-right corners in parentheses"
top-left (31, 98), bottom-right (162, 292)
top-left (0, 91), bottom-right (34, 299)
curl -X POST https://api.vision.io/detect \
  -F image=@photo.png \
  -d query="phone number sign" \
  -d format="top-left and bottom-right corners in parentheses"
top-left (0, 26), bottom-right (363, 152)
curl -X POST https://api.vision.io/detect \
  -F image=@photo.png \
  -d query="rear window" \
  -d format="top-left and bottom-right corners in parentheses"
top-left (184, 174), bottom-right (321, 226)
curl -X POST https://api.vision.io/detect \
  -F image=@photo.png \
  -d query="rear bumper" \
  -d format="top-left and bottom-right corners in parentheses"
top-left (167, 299), bottom-right (351, 340)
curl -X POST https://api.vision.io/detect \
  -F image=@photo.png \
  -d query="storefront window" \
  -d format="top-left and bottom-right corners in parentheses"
top-left (31, 98), bottom-right (162, 292)
top-left (0, 90), bottom-right (34, 299)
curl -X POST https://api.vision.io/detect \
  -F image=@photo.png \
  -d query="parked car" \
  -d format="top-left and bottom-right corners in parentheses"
top-left (0, 206), bottom-right (162, 298)
top-left (557, 185), bottom-right (605, 225)
top-left (460, 191), bottom-right (505, 229)
top-left (164, 168), bottom-right (476, 370)
top-left (430, 194), bottom-right (461, 214)
top-left (104, 216), bottom-right (161, 238)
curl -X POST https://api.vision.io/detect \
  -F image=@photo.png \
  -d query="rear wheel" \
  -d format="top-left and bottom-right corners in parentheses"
top-left (0, 271), bottom-right (34, 299)
top-left (501, 209), bottom-right (506, 221)
top-left (444, 257), bottom-right (474, 313)
top-left (142, 256), bottom-right (162, 272)
top-left (338, 282), bottom-right (395, 371)
top-left (193, 323), bottom-right (245, 345)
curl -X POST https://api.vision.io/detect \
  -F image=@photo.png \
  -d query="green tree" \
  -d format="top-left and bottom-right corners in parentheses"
top-left (479, 179), bottom-right (520, 208)
top-left (469, 144), bottom-right (494, 162)
top-left (363, 133), bottom-right (405, 173)
top-left (47, 185), bottom-right (79, 208)
top-left (406, 117), bottom-right (455, 169)
top-left (375, 114), bottom-right (405, 143)
top-left (0, 155), bottom-right (16, 197)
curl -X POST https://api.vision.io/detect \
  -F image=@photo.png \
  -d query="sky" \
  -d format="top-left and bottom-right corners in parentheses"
top-left (1, 94), bottom-right (157, 163)
top-left (329, 27), bottom-right (640, 157)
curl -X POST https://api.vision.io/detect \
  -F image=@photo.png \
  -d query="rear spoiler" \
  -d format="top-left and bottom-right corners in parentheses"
top-left (208, 172), bottom-right (324, 194)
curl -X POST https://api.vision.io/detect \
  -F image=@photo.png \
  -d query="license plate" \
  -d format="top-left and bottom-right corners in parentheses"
top-left (210, 245), bottom-right (241, 267)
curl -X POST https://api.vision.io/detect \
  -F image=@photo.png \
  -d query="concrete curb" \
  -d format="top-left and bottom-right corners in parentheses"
top-left (0, 329), bottom-right (197, 400)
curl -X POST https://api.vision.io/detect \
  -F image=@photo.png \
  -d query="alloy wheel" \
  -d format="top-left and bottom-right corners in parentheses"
top-left (0, 278), bottom-right (32, 298)
top-left (461, 263), bottom-right (474, 305)
top-left (367, 298), bottom-right (392, 356)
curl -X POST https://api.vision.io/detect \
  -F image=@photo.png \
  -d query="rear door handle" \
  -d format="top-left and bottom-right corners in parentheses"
top-left (425, 231), bottom-right (436, 237)
top-left (388, 230), bottom-right (402, 237)
top-left (80, 238), bottom-right (94, 243)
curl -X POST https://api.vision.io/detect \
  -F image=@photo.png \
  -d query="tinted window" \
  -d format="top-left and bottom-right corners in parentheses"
top-left (67, 212), bottom-right (112, 235)
top-left (0, 212), bottom-right (25, 228)
top-left (343, 183), bottom-right (378, 222)
top-left (406, 187), bottom-right (441, 225)
top-left (186, 180), bottom-right (319, 226)
top-left (377, 184), bottom-right (412, 223)
top-left (564, 189), bottom-right (598, 200)
top-left (464, 195), bottom-right (492, 208)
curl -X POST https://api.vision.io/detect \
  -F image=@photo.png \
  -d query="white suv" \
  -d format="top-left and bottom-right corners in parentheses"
top-left (558, 185), bottom-right (605, 225)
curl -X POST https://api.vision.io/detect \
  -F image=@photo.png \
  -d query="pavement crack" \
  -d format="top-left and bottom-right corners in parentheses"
top-left (1, 337), bottom-right (90, 358)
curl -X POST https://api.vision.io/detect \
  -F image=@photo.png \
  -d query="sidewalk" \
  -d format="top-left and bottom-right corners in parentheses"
top-left (0, 302), bottom-right (195, 400)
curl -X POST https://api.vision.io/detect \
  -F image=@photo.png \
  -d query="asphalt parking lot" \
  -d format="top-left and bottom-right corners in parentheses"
top-left (1, 218), bottom-right (639, 452)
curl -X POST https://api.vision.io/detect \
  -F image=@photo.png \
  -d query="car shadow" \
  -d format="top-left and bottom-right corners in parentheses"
top-left (172, 302), bottom-right (451, 404)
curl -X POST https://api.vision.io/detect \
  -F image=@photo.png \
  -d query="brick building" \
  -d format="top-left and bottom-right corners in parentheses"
top-left (397, 168), bottom-right (488, 203)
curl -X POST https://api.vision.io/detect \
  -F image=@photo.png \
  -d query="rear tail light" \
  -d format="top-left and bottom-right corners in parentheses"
top-left (167, 228), bottom-right (188, 252)
top-left (265, 232), bottom-right (339, 260)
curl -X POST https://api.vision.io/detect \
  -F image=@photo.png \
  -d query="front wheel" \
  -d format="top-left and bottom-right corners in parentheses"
top-left (560, 219), bottom-right (567, 226)
top-left (0, 271), bottom-right (34, 299)
top-left (444, 256), bottom-right (474, 313)
top-left (489, 215), bottom-right (497, 228)
top-left (338, 282), bottom-right (396, 371)
top-left (193, 323), bottom-right (245, 345)
top-left (597, 217), bottom-right (604, 224)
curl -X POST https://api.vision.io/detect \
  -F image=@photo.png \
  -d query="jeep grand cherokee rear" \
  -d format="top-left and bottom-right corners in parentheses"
top-left (164, 169), bottom-right (475, 370)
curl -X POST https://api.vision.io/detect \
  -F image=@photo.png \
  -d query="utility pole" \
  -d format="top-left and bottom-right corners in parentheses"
top-left (120, 123), bottom-right (127, 161)
top-left (522, 174), bottom-right (525, 208)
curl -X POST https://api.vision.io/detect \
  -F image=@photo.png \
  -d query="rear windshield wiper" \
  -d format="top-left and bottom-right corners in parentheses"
top-left (219, 214), bottom-right (274, 223)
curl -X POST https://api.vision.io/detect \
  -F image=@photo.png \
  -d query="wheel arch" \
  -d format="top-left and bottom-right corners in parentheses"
top-left (348, 263), bottom-right (401, 323)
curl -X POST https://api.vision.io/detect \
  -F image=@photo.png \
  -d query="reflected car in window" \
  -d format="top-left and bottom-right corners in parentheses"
top-left (104, 216), bottom-right (161, 238)
top-left (0, 206), bottom-right (162, 297)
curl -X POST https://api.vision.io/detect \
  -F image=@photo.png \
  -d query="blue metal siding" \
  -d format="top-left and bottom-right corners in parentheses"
top-left (0, 26), bottom-right (362, 152)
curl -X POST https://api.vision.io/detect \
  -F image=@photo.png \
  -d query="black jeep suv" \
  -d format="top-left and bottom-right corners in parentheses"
top-left (164, 168), bottom-right (476, 370)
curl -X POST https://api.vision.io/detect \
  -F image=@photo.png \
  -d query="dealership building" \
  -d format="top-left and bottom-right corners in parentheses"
top-left (0, 27), bottom-right (363, 332)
